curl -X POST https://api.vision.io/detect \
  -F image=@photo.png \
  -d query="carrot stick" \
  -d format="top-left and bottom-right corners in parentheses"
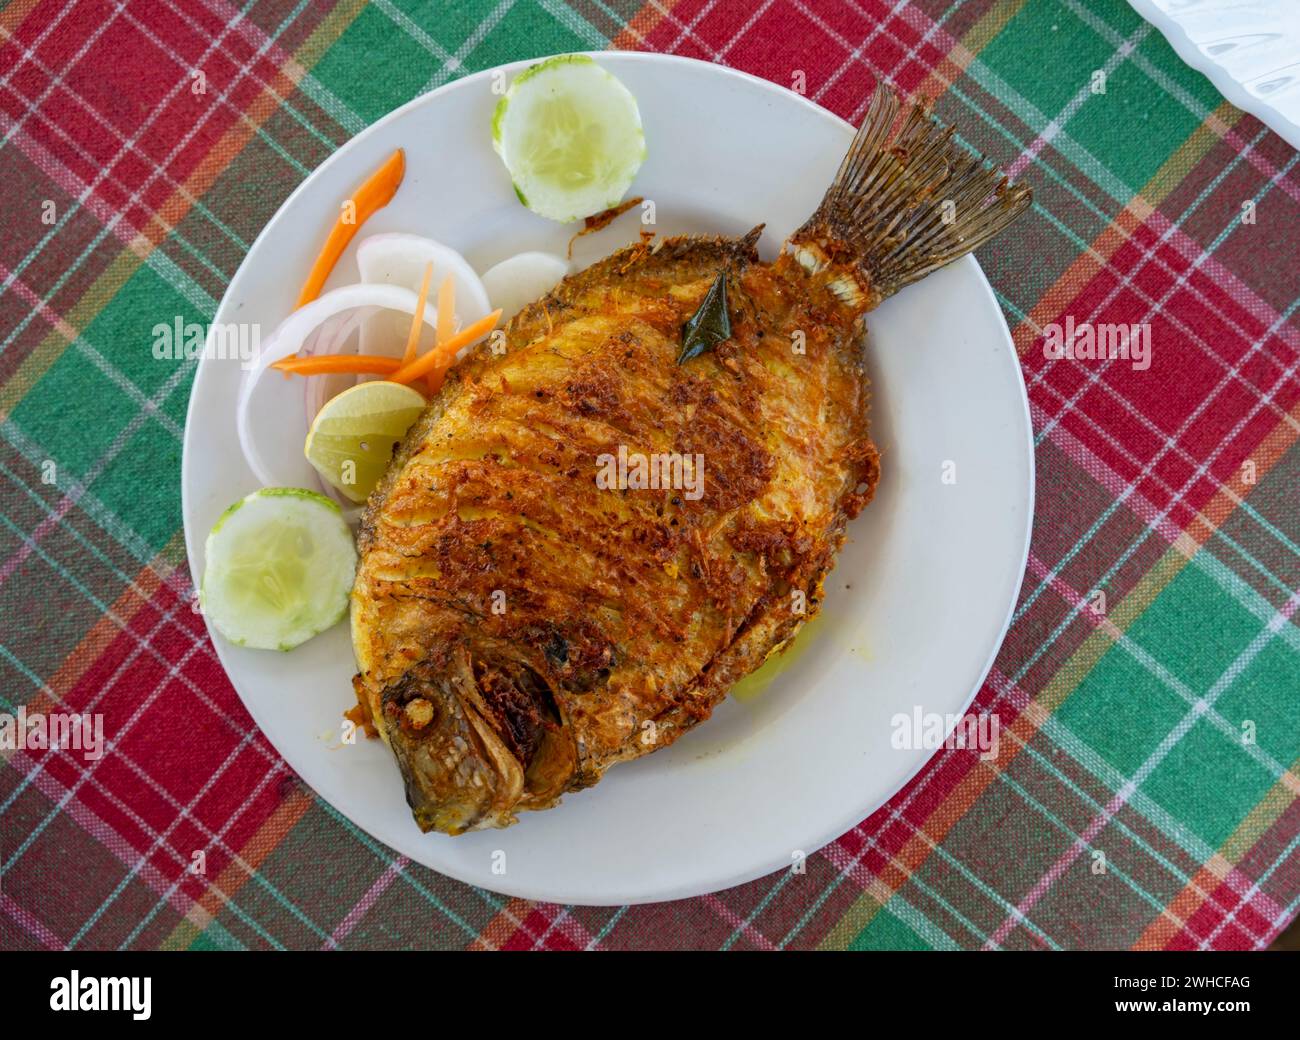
top-left (272, 354), bottom-right (402, 376)
top-left (390, 310), bottom-right (501, 388)
top-left (435, 275), bottom-right (455, 347)
top-left (429, 275), bottom-right (456, 396)
top-left (296, 149), bottom-right (405, 307)
top-left (403, 261), bottom-right (435, 365)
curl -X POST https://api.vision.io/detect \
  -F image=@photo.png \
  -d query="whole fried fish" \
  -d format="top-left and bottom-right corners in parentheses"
top-left (350, 82), bottom-right (1031, 833)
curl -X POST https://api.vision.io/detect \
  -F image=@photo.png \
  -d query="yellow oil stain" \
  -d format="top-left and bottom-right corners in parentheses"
top-left (731, 614), bottom-right (826, 702)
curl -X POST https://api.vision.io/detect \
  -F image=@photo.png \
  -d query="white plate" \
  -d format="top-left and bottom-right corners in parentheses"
top-left (182, 53), bottom-right (1034, 905)
top-left (1128, 0), bottom-right (1300, 150)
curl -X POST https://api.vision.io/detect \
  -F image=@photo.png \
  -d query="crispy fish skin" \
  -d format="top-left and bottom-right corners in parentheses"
top-left (350, 80), bottom-right (1031, 833)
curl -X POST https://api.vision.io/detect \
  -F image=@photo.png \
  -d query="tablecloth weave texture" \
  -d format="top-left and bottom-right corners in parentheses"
top-left (1, 0), bottom-right (1297, 951)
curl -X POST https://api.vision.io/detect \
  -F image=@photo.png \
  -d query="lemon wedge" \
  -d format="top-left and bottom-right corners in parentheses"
top-left (304, 380), bottom-right (426, 503)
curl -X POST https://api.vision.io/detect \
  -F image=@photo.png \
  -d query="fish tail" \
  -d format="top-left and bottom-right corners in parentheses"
top-left (789, 78), bottom-right (1031, 310)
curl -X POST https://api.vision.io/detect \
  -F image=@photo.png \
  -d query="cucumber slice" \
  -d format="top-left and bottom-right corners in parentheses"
top-left (492, 54), bottom-right (646, 223)
top-left (201, 488), bottom-right (357, 651)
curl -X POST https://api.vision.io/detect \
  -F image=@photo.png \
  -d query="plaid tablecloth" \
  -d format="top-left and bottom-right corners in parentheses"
top-left (1, 0), bottom-right (1297, 952)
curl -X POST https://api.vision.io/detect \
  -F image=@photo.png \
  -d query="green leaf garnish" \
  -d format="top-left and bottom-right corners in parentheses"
top-left (677, 270), bottom-right (732, 364)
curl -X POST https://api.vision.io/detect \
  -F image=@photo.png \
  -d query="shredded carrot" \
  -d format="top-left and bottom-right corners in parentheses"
top-left (390, 309), bottom-right (502, 389)
top-left (272, 354), bottom-right (402, 376)
top-left (429, 276), bottom-right (457, 395)
top-left (435, 275), bottom-right (456, 347)
top-left (296, 149), bottom-right (405, 307)
top-left (403, 261), bottom-right (435, 365)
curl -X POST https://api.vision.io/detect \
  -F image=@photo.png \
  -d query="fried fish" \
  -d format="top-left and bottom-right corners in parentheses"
top-left (350, 81), bottom-right (1031, 833)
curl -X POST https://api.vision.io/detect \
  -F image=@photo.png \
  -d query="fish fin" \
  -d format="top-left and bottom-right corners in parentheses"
top-left (790, 78), bottom-right (1031, 308)
top-left (736, 223), bottom-right (764, 261)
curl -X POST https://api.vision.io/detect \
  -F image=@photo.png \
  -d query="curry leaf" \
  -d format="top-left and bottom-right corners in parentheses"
top-left (677, 270), bottom-right (732, 364)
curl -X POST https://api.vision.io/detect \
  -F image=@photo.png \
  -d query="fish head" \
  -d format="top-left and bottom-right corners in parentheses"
top-left (379, 647), bottom-right (575, 833)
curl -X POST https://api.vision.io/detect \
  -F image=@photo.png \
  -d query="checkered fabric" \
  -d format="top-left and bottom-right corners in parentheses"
top-left (1, 0), bottom-right (1297, 951)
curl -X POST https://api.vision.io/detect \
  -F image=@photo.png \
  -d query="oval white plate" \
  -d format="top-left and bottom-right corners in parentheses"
top-left (182, 53), bottom-right (1033, 906)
